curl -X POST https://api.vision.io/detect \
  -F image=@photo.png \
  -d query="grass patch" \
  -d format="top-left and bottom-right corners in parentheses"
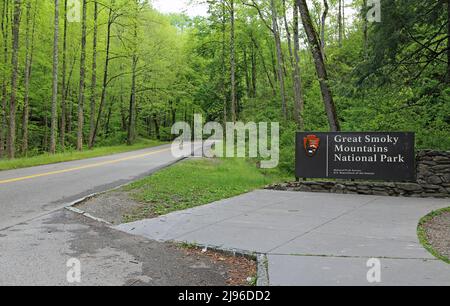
top-left (417, 207), bottom-right (450, 264)
top-left (122, 158), bottom-right (288, 221)
top-left (0, 139), bottom-right (165, 171)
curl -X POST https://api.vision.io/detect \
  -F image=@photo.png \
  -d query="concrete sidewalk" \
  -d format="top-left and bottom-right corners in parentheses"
top-left (116, 190), bottom-right (450, 286)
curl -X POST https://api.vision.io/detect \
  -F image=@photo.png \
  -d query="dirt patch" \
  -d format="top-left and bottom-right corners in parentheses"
top-left (421, 209), bottom-right (450, 261)
top-left (75, 191), bottom-right (145, 225)
top-left (179, 246), bottom-right (257, 286)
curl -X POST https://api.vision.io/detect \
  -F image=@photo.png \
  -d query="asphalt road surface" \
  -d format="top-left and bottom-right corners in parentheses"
top-left (0, 143), bottom-right (201, 230)
top-left (0, 142), bottom-right (237, 286)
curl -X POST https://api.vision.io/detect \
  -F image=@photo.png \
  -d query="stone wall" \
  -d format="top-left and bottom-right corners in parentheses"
top-left (266, 150), bottom-right (450, 198)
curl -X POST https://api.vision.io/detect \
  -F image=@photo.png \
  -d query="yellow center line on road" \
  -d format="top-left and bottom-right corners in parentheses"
top-left (0, 148), bottom-right (172, 185)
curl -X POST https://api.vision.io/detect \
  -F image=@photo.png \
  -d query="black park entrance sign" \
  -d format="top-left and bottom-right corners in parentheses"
top-left (296, 132), bottom-right (416, 182)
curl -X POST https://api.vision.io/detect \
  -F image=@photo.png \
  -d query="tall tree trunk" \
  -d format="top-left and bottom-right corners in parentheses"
top-left (68, 87), bottom-right (72, 134)
top-left (120, 94), bottom-right (126, 131)
top-left (50, 0), bottom-right (59, 154)
top-left (1, 0), bottom-right (10, 158)
top-left (221, 0), bottom-right (227, 125)
top-left (104, 99), bottom-right (113, 137)
top-left (269, 40), bottom-right (277, 82)
top-left (153, 115), bottom-right (160, 140)
top-left (293, 1), bottom-right (305, 129)
top-left (283, 0), bottom-right (304, 127)
top-left (362, 0), bottom-right (368, 59)
top-left (127, 21), bottom-right (138, 145)
top-left (270, 0), bottom-right (287, 120)
top-left (342, 0), bottom-right (346, 39)
top-left (92, 7), bottom-right (112, 146)
top-left (60, 0), bottom-right (68, 149)
top-left (77, 0), bottom-right (87, 151)
top-left (243, 47), bottom-right (251, 97)
top-left (297, 0), bottom-right (340, 131)
top-left (170, 99), bottom-right (176, 126)
top-left (8, 0), bottom-right (21, 159)
top-left (230, 0), bottom-right (236, 123)
top-left (43, 112), bottom-right (48, 149)
top-left (88, 0), bottom-right (98, 149)
top-left (250, 41), bottom-right (257, 97)
top-left (127, 59), bottom-right (137, 145)
top-left (22, 0), bottom-right (36, 156)
top-left (321, 0), bottom-right (329, 56)
top-left (252, 35), bottom-right (275, 95)
top-left (66, 56), bottom-right (77, 136)
top-left (447, 0), bottom-right (450, 83)
top-left (338, 0), bottom-right (343, 47)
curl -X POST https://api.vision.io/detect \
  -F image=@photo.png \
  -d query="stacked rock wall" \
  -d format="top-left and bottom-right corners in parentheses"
top-left (267, 150), bottom-right (450, 198)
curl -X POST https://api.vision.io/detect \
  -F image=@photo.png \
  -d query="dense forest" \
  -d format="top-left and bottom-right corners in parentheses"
top-left (0, 0), bottom-right (449, 172)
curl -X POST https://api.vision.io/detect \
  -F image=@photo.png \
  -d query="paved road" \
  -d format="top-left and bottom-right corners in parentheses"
top-left (0, 143), bottom-right (201, 230)
top-left (0, 209), bottom-right (234, 286)
top-left (0, 143), bottom-right (231, 286)
top-left (117, 190), bottom-right (450, 286)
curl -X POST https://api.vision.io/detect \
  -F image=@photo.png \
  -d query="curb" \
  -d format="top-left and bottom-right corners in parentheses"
top-left (66, 206), bottom-right (113, 225)
top-left (60, 148), bottom-right (273, 286)
top-left (64, 156), bottom-right (189, 222)
top-left (256, 254), bottom-right (270, 286)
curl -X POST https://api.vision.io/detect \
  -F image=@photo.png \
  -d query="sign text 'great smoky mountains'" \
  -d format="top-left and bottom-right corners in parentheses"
top-left (296, 132), bottom-right (416, 182)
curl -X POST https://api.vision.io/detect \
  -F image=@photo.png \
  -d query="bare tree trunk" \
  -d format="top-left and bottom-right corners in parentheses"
top-left (243, 47), bottom-right (251, 97)
top-left (230, 0), bottom-right (237, 123)
top-left (1, 0), bottom-right (10, 158)
top-left (269, 40), bottom-right (277, 82)
top-left (60, 0), bottom-right (68, 149)
top-left (221, 0), bottom-right (227, 125)
top-left (153, 115), bottom-right (160, 140)
top-left (321, 0), bottom-right (329, 57)
top-left (447, 0), bottom-right (450, 83)
top-left (104, 99), bottom-right (113, 137)
top-left (283, 0), bottom-right (305, 128)
top-left (362, 0), bottom-right (368, 59)
top-left (92, 7), bottom-right (113, 146)
top-left (43, 112), bottom-right (48, 149)
top-left (251, 35), bottom-right (275, 95)
top-left (342, 0), bottom-right (346, 39)
top-left (120, 94), bottom-right (126, 131)
top-left (250, 42), bottom-right (257, 97)
top-left (297, 0), bottom-right (340, 131)
top-left (127, 20), bottom-right (138, 145)
top-left (50, 0), bottom-right (59, 154)
top-left (8, 0), bottom-right (21, 159)
top-left (77, 0), bottom-right (87, 151)
top-left (22, 0), bottom-right (37, 156)
top-left (68, 88), bottom-right (72, 134)
top-left (88, 0), bottom-right (98, 149)
top-left (127, 57), bottom-right (137, 145)
top-left (282, 0), bottom-right (293, 63)
top-left (293, 1), bottom-right (305, 130)
top-left (66, 56), bottom-right (77, 136)
top-left (338, 0), bottom-right (343, 47)
top-left (270, 0), bottom-right (287, 120)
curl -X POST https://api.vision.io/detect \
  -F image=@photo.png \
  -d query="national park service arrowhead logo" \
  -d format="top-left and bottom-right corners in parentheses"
top-left (304, 135), bottom-right (320, 157)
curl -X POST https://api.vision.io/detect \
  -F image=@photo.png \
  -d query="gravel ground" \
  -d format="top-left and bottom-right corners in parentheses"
top-left (423, 210), bottom-right (450, 260)
top-left (76, 190), bottom-right (145, 225)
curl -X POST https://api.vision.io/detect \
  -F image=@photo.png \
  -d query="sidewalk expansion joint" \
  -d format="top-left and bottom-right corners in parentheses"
top-left (266, 197), bottom-right (382, 253)
top-left (266, 252), bottom-right (439, 261)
